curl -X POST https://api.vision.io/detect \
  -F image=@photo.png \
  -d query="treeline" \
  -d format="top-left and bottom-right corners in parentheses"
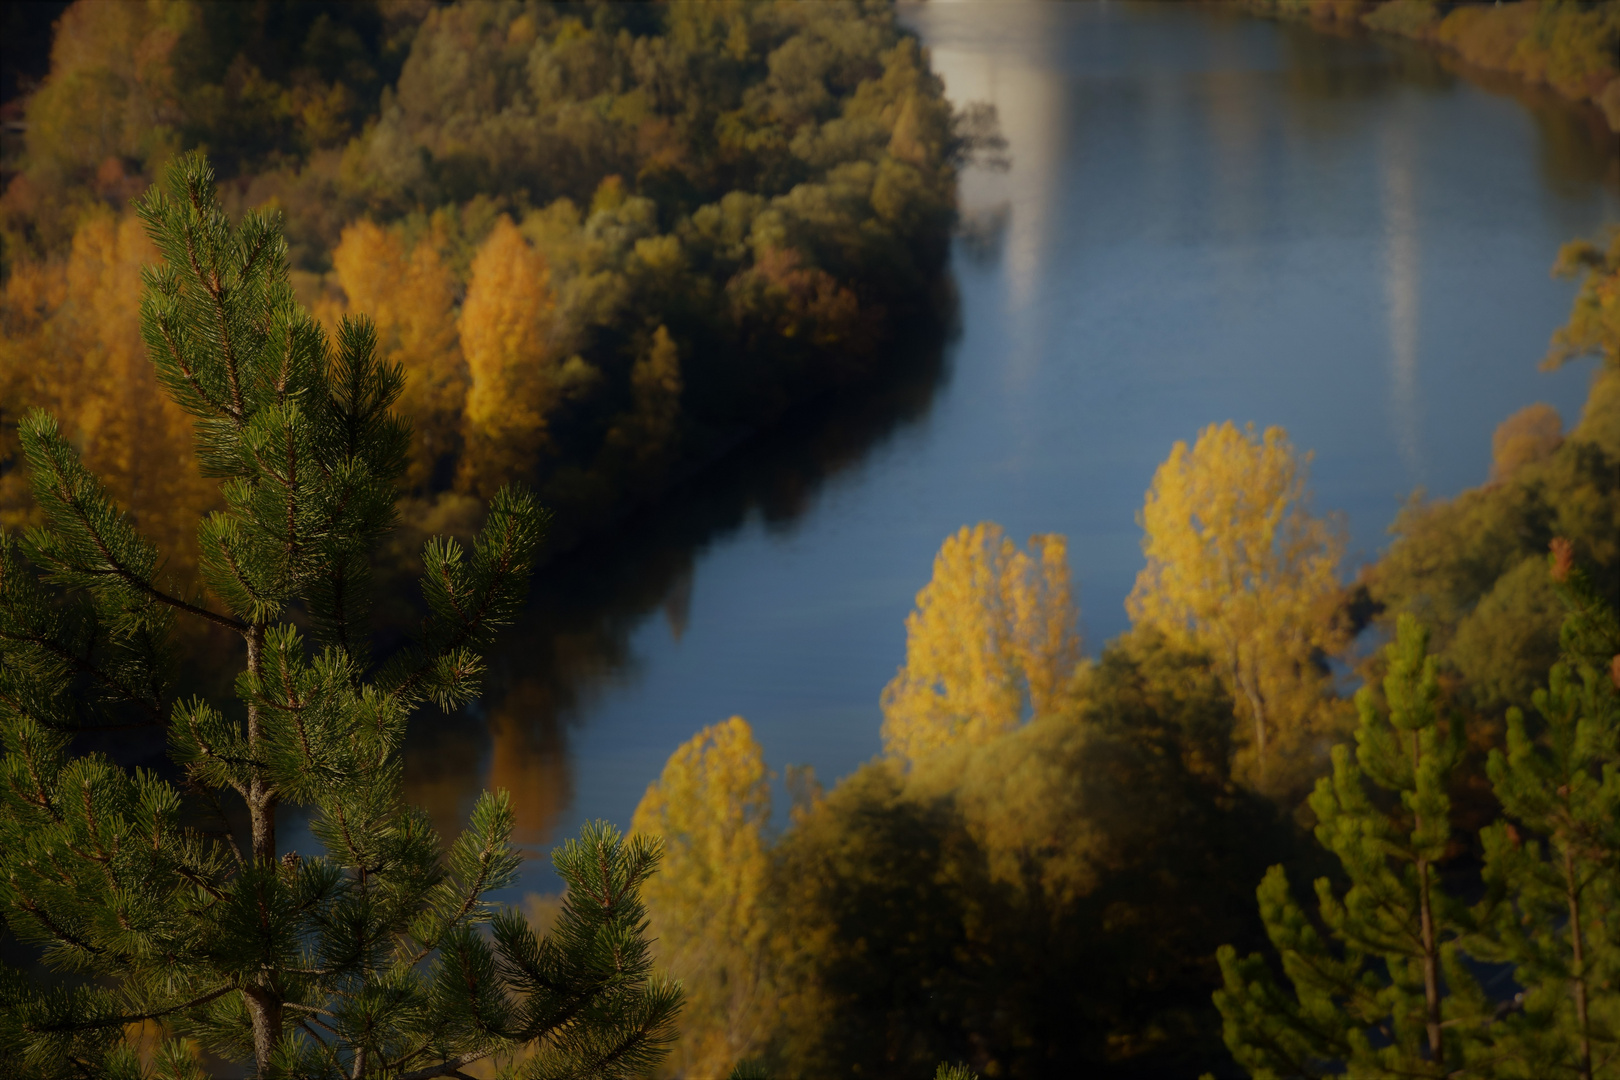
top-left (1, 0), bottom-right (980, 575)
top-left (1242, 0), bottom-right (1620, 128)
top-left (623, 236), bottom-right (1620, 1078)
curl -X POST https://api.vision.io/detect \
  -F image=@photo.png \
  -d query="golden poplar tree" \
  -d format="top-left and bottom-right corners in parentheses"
top-left (458, 216), bottom-right (558, 497)
top-left (1, 213), bottom-right (212, 570)
top-left (1127, 421), bottom-right (1346, 795)
top-left (329, 219), bottom-right (466, 492)
top-left (631, 717), bottom-right (773, 1078)
top-left (0, 257), bottom-right (68, 529)
top-left (881, 523), bottom-right (1081, 764)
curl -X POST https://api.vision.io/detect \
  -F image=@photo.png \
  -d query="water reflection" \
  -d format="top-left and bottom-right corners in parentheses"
top-left (927, 29), bottom-right (1067, 322)
top-left (1382, 119), bottom-right (1423, 481)
top-left (401, 326), bottom-right (951, 852)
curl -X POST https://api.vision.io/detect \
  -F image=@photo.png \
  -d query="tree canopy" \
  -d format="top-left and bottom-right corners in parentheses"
top-left (0, 152), bottom-right (679, 1079)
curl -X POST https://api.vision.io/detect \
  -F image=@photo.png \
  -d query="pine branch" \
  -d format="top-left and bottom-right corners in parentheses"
top-left (3, 152), bottom-right (673, 1079)
top-left (27, 984), bottom-right (235, 1032)
top-left (0, 626), bottom-right (164, 724)
top-left (394, 1050), bottom-right (492, 1080)
top-left (20, 413), bottom-right (246, 635)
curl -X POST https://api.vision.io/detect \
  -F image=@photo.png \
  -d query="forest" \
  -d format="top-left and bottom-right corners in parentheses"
top-left (1, 0), bottom-right (981, 569)
top-left (1, 1), bottom-right (1619, 1078)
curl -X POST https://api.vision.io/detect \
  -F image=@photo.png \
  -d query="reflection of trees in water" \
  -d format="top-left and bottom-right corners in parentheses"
top-left (1276, 21), bottom-right (1453, 106)
top-left (1459, 67), bottom-right (1620, 195)
top-left (1272, 20), bottom-right (1618, 191)
top-left (400, 309), bottom-right (953, 848)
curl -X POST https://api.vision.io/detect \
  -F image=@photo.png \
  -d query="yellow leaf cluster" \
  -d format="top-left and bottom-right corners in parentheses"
top-left (1126, 421), bottom-right (1346, 795)
top-left (1, 212), bottom-right (214, 574)
top-left (327, 219), bottom-right (466, 493)
top-left (457, 217), bottom-right (559, 497)
top-left (1490, 403), bottom-right (1563, 483)
top-left (881, 523), bottom-right (1081, 765)
top-left (631, 717), bottom-right (772, 1077)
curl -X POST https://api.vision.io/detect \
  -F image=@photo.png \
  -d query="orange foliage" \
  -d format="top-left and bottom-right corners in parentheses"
top-left (485, 682), bottom-right (573, 856)
top-left (1, 213), bottom-right (215, 575)
top-left (458, 217), bottom-right (559, 497)
top-left (1490, 403), bottom-right (1564, 482)
top-left (727, 247), bottom-right (877, 378)
top-left (327, 219), bottom-right (467, 492)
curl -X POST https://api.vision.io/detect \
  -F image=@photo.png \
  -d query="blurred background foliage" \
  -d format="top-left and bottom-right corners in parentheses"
top-left (1, 0), bottom-right (976, 583)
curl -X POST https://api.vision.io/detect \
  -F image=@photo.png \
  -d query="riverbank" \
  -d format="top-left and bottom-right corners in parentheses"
top-left (1239, 0), bottom-right (1620, 130)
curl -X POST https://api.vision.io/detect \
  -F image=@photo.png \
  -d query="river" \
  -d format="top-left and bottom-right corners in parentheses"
top-left (390, 1), bottom-right (1620, 897)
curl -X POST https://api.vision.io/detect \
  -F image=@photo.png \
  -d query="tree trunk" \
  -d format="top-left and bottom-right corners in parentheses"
top-left (1412, 731), bottom-right (1442, 1064)
top-left (243, 624), bottom-right (282, 1075)
top-left (1565, 846), bottom-right (1592, 1080)
top-left (1238, 665), bottom-right (1267, 787)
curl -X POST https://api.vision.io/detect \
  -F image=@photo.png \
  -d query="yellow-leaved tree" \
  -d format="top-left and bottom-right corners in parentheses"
top-left (881, 523), bottom-right (1081, 765)
top-left (631, 717), bottom-right (773, 1078)
top-left (458, 215), bottom-right (558, 497)
top-left (1126, 421), bottom-right (1346, 796)
top-left (1, 212), bottom-right (213, 569)
top-left (1489, 402), bottom-right (1563, 482)
top-left (327, 218), bottom-right (466, 493)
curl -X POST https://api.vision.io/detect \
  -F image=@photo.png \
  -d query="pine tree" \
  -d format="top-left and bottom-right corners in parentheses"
top-left (0, 154), bottom-right (679, 1078)
top-left (1469, 541), bottom-right (1620, 1080)
top-left (1214, 615), bottom-right (1482, 1079)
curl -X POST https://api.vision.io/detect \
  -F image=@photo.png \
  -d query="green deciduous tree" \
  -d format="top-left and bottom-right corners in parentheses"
top-left (0, 154), bottom-right (679, 1079)
top-left (1215, 616), bottom-right (1481, 1079)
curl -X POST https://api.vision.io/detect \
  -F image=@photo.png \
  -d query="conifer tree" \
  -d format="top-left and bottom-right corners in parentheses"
top-left (1214, 616), bottom-right (1482, 1079)
top-left (1469, 541), bottom-right (1620, 1080)
top-left (0, 154), bottom-right (679, 1078)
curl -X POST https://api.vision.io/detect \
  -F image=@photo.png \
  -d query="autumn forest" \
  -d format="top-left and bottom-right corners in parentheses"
top-left (1, 2), bottom-right (1619, 1079)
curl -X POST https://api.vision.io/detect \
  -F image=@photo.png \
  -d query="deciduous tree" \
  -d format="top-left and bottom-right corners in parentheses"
top-left (632, 717), bottom-right (773, 1078)
top-left (458, 216), bottom-right (559, 498)
top-left (328, 218), bottom-right (467, 494)
top-left (1127, 421), bottom-right (1346, 795)
top-left (880, 523), bottom-right (1080, 765)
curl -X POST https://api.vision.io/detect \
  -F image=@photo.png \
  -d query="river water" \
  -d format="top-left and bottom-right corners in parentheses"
top-left (396, 1), bottom-right (1620, 896)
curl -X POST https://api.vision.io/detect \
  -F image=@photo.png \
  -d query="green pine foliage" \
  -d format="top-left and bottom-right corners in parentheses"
top-left (1468, 547), bottom-right (1620, 1080)
top-left (1218, 558), bottom-right (1620, 1080)
top-left (0, 153), bottom-right (679, 1078)
top-left (1215, 616), bottom-right (1483, 1079)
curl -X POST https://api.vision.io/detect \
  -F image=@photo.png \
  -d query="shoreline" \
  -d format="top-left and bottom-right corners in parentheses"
top-left (1236, 0), bottom-right (1620, 132)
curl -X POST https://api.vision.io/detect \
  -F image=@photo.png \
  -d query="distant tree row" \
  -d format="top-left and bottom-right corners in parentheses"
top-left (1243, 0), bottom-right (1620, 128)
